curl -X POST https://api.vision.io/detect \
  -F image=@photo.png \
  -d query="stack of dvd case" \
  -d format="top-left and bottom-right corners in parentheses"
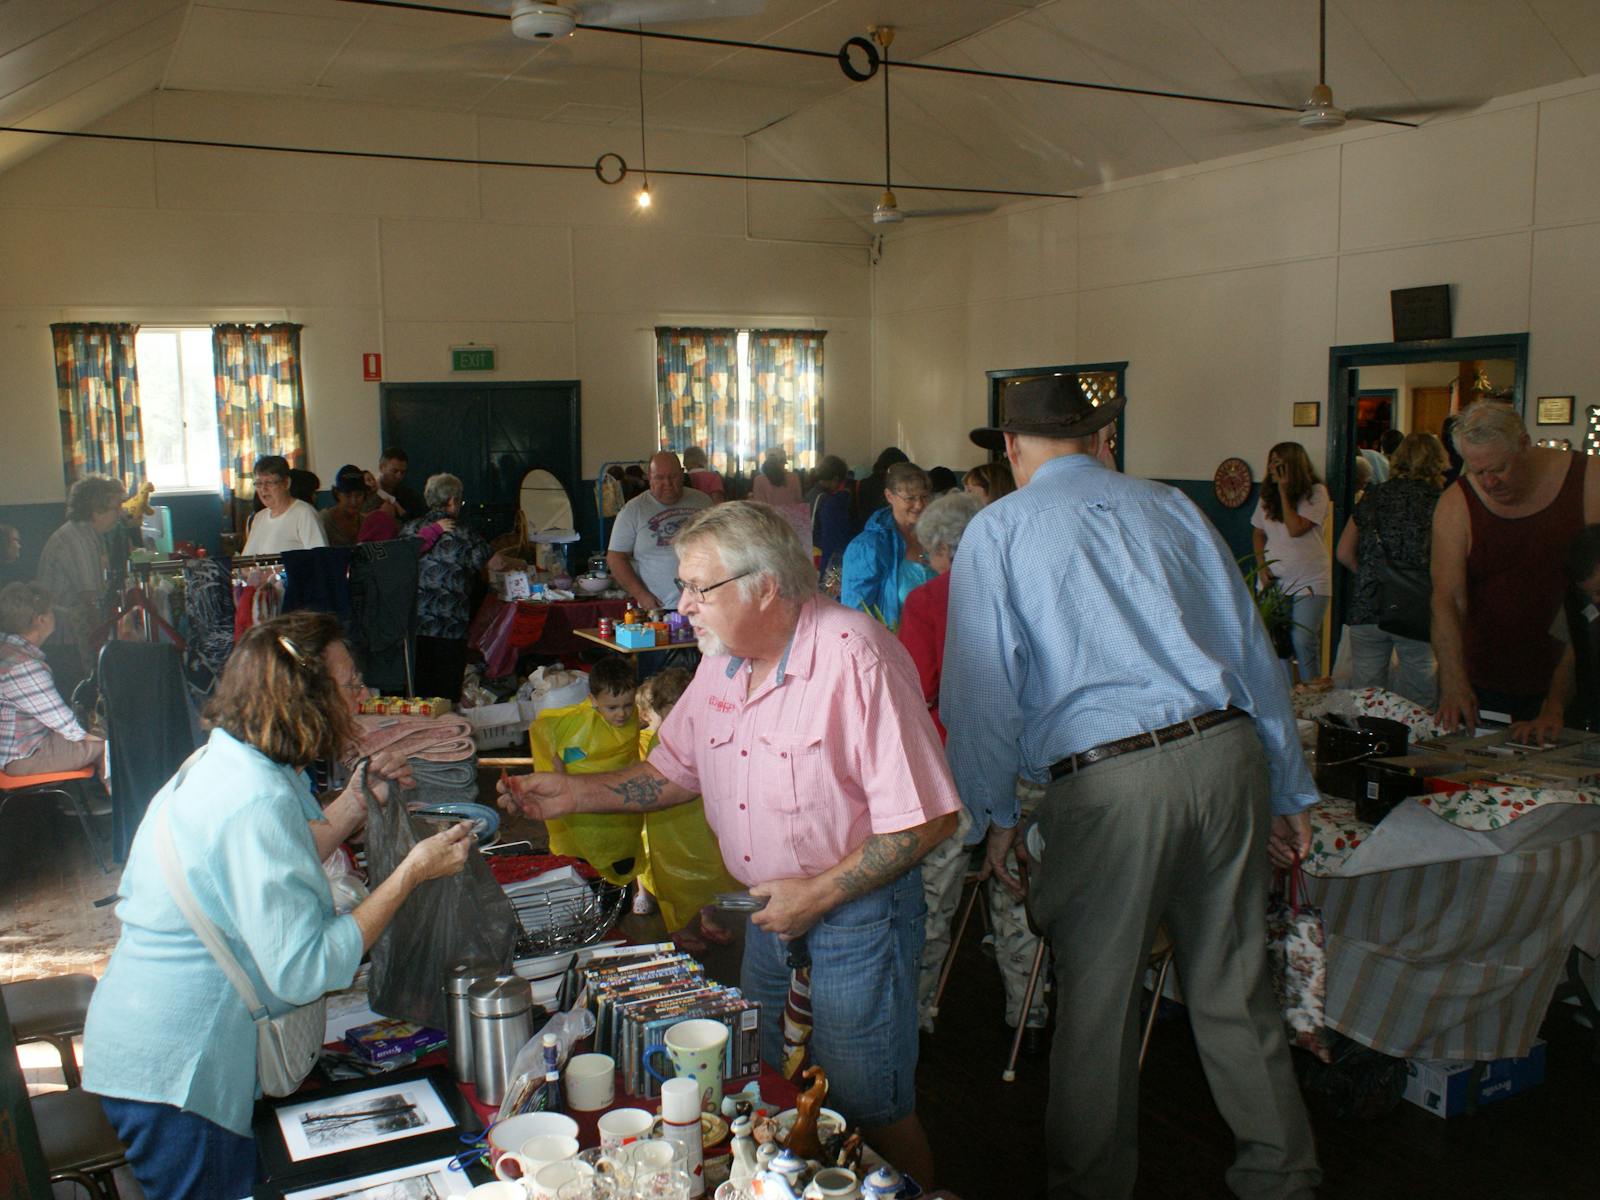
top-left (575, 944), bottom-right (762, 1099)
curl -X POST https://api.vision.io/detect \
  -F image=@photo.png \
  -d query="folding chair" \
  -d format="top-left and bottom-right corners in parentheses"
top-left (0, 766), bottom-right (107, 873)
top-left (4, 973), bottom-right (96, 1089)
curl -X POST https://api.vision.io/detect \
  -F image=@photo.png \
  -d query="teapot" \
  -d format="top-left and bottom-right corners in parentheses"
top-left (859, 1166), bottom-right (905, 1200)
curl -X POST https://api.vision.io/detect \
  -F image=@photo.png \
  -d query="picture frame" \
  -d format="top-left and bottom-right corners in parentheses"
top-left (1537, 395), bottom-right (1575, 426)
top-left (253, 1066), bottom-right (478, 1187)
top-left (1292, 401), bottom-right (1320, 427)
top-left (262, 1155), bottom-right (480, 1200)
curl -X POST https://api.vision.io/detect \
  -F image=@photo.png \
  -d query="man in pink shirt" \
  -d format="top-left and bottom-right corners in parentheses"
top-left (500, 502), bottom-right (960, 1184)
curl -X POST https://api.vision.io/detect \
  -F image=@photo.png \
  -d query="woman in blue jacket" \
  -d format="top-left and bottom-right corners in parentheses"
top-left (840, 462), bottom-right (935, 631)
top-left (83, 612), bottom-right (474, 1199)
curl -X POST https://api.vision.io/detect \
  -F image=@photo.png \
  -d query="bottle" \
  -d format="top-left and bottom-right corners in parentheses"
top-left (660, 1075), bottom-right (704, 1197)
top-left (534, 1032), bottom-right (564, 1113)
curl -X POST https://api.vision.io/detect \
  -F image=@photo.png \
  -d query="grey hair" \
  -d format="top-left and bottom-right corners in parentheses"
top-left (1451, 401), bottom-right (1527, 455)
top-left (884, 462), bottom-right (929, 494)
top-left (675, 501), bottom-right (817, 603)
top-left (915, 492), bottom-right (980, 556)
top-left (66, 475), bottom-right (125, 522)
top-left (423, 473), bottom-right (463, 510)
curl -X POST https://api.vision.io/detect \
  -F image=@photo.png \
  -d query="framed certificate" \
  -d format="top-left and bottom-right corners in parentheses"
top-left (1537, 395), bottom-right (1575, 426)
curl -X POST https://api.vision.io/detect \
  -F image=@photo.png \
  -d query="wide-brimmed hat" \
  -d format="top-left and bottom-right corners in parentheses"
top-left (970, 373), bottom-right (1126, 451)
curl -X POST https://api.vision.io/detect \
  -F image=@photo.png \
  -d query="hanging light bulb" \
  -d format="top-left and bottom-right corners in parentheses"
top-left (634, 22), bottom-right (653, 212)
top-left (637, 182), bottom-right (652, 208)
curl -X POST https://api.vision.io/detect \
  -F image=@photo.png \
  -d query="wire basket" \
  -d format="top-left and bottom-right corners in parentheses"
top-left (511, 877), bottom-right (629, 957)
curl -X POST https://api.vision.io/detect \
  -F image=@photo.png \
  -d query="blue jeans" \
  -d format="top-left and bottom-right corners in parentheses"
top-left (1289, 594), bottom-right (1329, 680)
top-left (741, 869), bottom-right (924, 1127)
top-left (99, 1096), bottom-right (258, 1200)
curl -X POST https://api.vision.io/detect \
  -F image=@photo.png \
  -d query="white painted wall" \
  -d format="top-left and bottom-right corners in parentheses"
top-left (0, 91), bottom-right (873, 504)
top-left (871, 77), bottom-right (1600, 484)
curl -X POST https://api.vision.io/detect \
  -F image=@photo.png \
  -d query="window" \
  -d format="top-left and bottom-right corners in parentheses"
top-left (135, 327), bottom-right (222, 491)
top-left (655, 327), bottom-right (824, 475)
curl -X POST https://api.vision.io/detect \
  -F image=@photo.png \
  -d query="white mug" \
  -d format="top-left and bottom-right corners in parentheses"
top-left (532, 1159), bottom-right (594, 1200)
top-left (467, 1183), bottom-right (527, 1200)
top-left (495, 1134), bottom-right (579, 1185)
top-left (565, 1052), bottom-right (616, 1112)
top-left (488, 1113), bottom-right (580, 1169)
top-left (597, 1106), bottom-right (655, 1151)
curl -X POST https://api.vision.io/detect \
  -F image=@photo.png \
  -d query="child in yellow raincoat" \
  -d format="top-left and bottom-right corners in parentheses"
top-left (528, 656), bottom-right (643, 884)
top-left (637, 668), bottom-right (738, 953)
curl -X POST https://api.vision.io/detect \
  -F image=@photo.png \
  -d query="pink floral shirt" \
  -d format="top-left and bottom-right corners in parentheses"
top-left (649, 596), bottom-right (961, 886)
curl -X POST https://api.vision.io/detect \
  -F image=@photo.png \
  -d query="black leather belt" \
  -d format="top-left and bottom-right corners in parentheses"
top-left (1049, 707), bottom-right (1247, 780)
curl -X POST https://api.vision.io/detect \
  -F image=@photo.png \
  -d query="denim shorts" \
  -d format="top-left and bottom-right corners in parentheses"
top-left (740, 867), bottom-right (924, 1127)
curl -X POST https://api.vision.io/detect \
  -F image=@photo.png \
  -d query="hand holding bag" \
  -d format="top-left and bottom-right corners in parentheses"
top-left (1265, 853), bottom-right (1332, 1063)
top-left (153, 773), bottom-right (326, 1097)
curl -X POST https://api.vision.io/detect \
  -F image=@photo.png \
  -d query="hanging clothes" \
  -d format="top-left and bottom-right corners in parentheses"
top-left (182, 558), bottom-right (235, 696)
top-left (348, 539), bottom-right (419, 697)
top-left (282, 546), bottom-right (353, 623)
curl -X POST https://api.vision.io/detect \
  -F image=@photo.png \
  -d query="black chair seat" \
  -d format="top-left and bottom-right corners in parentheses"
top-left (34, 1087), bottom-right (127, 1176)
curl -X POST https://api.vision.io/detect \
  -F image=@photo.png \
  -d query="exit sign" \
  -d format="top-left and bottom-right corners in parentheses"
top-left (451, 345), bottom-right (496, 372)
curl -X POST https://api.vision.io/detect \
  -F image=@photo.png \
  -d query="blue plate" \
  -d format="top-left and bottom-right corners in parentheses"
top-left (410, 801), bottom-right (501, 843)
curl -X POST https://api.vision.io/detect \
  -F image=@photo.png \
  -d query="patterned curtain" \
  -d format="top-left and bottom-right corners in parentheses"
top-left (656, 328), bottom-right (740, 474)
top-left (213, 323), bottom-right (307, 501)
top-left (748, 331), bottom-right (824, 470)
top-left (51, 323), bottom-right (144, 490)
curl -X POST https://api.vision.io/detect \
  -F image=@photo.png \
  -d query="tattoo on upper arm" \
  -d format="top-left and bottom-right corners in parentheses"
top-left (606, 771), bottom-right (668, 810)
top-left (833, 830), bottom-right (922, 899)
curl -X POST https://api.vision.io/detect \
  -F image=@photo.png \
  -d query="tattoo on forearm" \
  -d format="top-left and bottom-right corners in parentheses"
top-left (833, 830), bottom-right (922, 899)
top-left (606, 771), bottom-right (668, 810)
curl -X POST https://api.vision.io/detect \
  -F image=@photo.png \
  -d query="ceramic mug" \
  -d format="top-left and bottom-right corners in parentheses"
top-left (494, 1134), bottom-right (579, 1184)
top-left (803, 1167), bottom-right (860, 1199)
top-left (488, 1113), bottom-right (580, 1170)
top-left (532, 1159), bottom-right (594, 1200)
top-left (467, 1183), bottom-right (527, 1200)
top-left (597, 1106), bottom-right (655, 1152)
top-left (564, 1052), bottom-right (616, 1111)
top-left (643, 1018), bottom-right (729, 1113)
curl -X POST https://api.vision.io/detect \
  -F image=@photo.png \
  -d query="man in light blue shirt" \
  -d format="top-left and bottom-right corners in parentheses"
top-left (942, 374), bottom-right (1319, 1200)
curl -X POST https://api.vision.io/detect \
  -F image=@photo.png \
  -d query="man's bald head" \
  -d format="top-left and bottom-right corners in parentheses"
top-left (649, 452), bottom-right (687, 505)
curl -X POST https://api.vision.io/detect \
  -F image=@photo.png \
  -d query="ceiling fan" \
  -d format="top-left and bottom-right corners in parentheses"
top-left (1281, 0), bottom-right (1477, 130)
top-left (867, 26), bottom-right (996, 225)
top-left (504, 0), bottom-right (763, 41)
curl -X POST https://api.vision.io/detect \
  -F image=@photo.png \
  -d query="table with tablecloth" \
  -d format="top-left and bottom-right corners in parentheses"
top-left (1290, 687), bottom-right (1600, 1061)
top-left (530, 598), bottom-right (630, 660)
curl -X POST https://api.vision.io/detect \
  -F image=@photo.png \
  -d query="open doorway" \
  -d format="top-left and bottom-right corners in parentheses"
top-left (1325, 333), bottom-right (1530, 659)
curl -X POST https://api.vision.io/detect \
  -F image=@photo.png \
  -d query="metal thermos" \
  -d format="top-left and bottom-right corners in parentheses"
top-left (469, 974), bottom-right (535, 1105)
top-left (444, 960), bottom-right (494, 1083)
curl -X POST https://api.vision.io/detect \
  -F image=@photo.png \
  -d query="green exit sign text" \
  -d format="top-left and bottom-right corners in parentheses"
top-left (451, 346), bottom-right (496, 372)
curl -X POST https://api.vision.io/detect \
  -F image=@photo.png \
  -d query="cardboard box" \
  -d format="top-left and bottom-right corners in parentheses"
top-left (1401, 1040), bottom-right (1546, 1117)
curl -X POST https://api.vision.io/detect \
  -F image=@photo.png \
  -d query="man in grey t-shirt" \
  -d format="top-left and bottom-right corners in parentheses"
top-left (607, 451), bottom-right (711, 609)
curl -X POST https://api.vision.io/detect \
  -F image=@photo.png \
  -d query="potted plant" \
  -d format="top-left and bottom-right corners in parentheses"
top-left (1240, 555), bottom-right (1298, 661)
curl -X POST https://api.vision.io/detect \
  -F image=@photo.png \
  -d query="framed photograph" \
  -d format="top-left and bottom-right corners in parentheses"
top-left (1537, 395), bottom-right (1575, 426)
top-left (1292, 401), bottom-right (1320, 427)
top-left (254, 1067), bottom-right (477, 1186)
top-left (276, 1156), bottom-right (476, 1200)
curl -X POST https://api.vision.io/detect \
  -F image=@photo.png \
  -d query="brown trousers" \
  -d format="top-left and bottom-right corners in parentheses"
top-left (4, 731), bottom-right (104, 777)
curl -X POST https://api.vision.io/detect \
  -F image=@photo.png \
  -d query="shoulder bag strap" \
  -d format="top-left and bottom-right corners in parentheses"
top-left (152, 752), bottom-right (271, 1023)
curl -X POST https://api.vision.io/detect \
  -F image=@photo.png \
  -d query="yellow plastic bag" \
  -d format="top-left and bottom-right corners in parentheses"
top-left (530, 702), bottom-right (644, 885)
top-left (638, 729), bottom-right (739, 932)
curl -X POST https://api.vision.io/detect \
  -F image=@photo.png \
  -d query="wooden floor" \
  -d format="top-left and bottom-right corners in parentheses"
top-left (8, 788), bottom-right (1600, 1199)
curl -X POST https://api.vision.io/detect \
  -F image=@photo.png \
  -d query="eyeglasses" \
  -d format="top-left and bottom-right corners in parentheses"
top-left (893, 491), bottom-right (932, 505)
top-left (674, 572), bottom-right (750, 602)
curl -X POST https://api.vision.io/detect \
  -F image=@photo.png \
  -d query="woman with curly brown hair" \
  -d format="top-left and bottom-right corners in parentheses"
top-left (82, 611), bottom-right (472, 1199)
top-left (1251, 441), bottom-right (1332, 680)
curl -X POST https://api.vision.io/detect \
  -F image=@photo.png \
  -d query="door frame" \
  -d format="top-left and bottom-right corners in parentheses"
top-left (1325, 332), bottom-right (1530, 650)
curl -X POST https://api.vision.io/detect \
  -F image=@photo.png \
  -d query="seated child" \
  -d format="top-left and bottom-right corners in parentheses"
top-left (637, 668), bottom-right (739, 954)
top-left (528, 655), bottom-right (643, 884)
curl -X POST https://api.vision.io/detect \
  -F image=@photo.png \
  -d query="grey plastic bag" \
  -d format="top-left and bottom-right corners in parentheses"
top-left (360, 765), bottom-right (519, 1029)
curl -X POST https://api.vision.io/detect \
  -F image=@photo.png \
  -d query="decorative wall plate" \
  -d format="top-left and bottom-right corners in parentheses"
top-left (1213, 457), bottom-right (1254, 509)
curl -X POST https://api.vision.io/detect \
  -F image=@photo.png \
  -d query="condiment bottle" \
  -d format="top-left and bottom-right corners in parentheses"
top-left (660, 1076), bottom-right (704, 1196)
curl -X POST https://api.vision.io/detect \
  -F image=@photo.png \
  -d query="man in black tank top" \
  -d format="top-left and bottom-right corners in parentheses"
top-left (1513, 526), bottom-right (1600, 743)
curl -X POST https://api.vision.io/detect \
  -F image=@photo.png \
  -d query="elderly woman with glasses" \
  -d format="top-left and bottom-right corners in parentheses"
top-left (840, 462), bottom-right (935, 631)
top-left (242, 454), bottom-right (327, 555)
top-left (83, 611), bottom-right (473, 1199)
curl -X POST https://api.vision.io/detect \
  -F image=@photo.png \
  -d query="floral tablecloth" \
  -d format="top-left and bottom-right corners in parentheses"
top-left (1292, 686), bottom-right (1600, 873)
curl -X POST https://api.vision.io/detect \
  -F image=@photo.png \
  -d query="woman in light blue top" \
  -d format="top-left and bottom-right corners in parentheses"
top-left (83, 611), bottom-right (473, 1199)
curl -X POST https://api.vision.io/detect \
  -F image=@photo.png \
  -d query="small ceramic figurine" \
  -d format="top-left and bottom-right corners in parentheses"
top-left (729, 1108), bottom-right (761, 1188)
top-left (768, 1146), bottom-right (807, 1192)
top-left (785, 1065), bottom-right (830, 1161)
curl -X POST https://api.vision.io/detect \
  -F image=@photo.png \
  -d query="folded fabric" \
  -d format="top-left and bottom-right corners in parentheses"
top-left (348, 714), bottom-right (476, 764)
top-left (409, 759), bottom-right (478, 792)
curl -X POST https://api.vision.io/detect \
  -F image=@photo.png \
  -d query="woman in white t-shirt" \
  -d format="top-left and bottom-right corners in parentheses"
top-left (242, 454), bottom-right (328, 555)
top-left (1251, 441), bottom-right (1330, 681)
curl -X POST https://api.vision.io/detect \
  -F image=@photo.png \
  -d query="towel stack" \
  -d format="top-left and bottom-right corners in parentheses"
top-left (348, 713), bottom-right (481, 809)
